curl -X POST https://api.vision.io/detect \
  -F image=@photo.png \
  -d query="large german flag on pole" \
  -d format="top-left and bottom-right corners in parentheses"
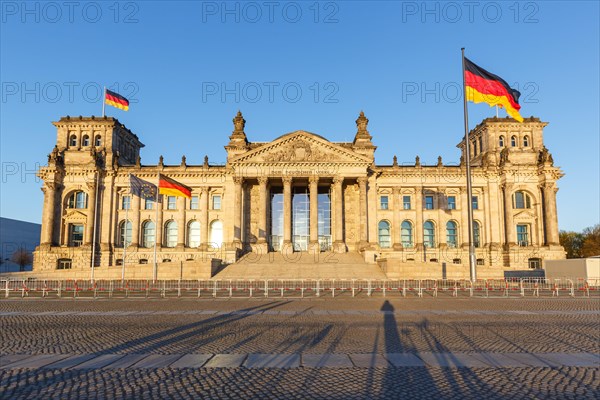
top-left (158, 174), bottom-right (192, 198)
top-left (105, 89), bottom-right (130, 111)
top-left (464, 57), bottom-right (523, 122)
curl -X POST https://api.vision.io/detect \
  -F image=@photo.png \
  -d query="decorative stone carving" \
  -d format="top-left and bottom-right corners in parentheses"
top-left (262, 138), bottom-right (338, 162)
top-left (203, 155), bottom-right (209, 168)
top-left (181, 155), bottom-right (186, 167)
top-left (233, 110), bottom-right (245, 133)
top-left (437, 156), bottom-right (443, 167)
top-left (415, 156), bottom-right (421, 167)
top-left (393, 155), bottom-right (398, 167)
top-left (538, 146), bottom-right (554, 165)
top-left (158, 155), bottom-right (164, 167)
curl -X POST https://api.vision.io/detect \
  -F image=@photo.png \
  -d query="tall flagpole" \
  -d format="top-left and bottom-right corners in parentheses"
top-left (461, 48), bottom-right (477, 282)
top-left (153, 173), bottom-right (160, 282)
top-left (102, 87), bottom-right (106, 117)
top-left (90, 171), bottom-right (100, 283)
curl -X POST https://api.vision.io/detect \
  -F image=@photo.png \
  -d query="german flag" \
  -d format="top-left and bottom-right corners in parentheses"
top-left (158, 174), bottom-right (192, 198)
top-left (464, 57), bottom-right (523, 122)
top-left (105, 89), bottom-right (129, 111)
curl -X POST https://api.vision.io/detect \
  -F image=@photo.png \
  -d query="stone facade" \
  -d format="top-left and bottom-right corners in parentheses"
top-left (33, 111), bottom-right (566, 275)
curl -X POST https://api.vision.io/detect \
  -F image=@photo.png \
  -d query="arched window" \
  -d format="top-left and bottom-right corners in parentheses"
top-left (473, 221), bottom-right (481, 248)
top-left (424, 221), bottom-right (435, 248)
top-left (401, 220), bottom-right (413, 248)
top-left (119, 220), bottom-right (132, 248)
top-left (94, 135), bottom-right (102, 147)
top-left (523, 135), bottom-right (530, 147)
top-left (511, 135), bottom-right (517, 147)
top-left (499, 135), bottom-right (505, 147)
top-left (378, 221), bottom-right (391, 249)
top-left (82, 134), bottom-right (90, 147)
top-left (187, 221), bottom-right (201, 248)
top-left (67, 191), bottom-right (87, 209)
top-left (164, 221), bottom-right (178, 248)
top-left (513, 191), bottom-right (531, 209)
top-left (69, 134), bottom-right (77, 147)
top-left (446, 221), bottom-right (458, 248)
top-left (142, 221), bottom-right (155, 248)
top-left (210, 220), bottom-right (223, 248)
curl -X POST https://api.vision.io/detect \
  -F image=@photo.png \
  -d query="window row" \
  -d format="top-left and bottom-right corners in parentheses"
top-left (121, 195), bottom-right (221, 210)
top-left (377, 220), bottom-right (482, 249)
top-left (69, 133), bottom-right (102, 148)
top-left (499, 134), bottom-right (530, 148)
top-left (117, 219), bottom-right (224, 248)
top-left (379, 195), bottom-right (479, 210)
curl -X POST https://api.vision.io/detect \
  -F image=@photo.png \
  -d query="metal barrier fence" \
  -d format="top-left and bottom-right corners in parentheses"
top-left (1, 278), bottom-right (599, 299)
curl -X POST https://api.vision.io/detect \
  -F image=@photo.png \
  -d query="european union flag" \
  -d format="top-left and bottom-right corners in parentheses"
top-left (130, 174), bottom-right (157, 200)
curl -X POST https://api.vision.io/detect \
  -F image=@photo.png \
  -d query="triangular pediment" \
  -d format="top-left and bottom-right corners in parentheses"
top-left (230, 131), bottom-right (372, 164)
top-left (514, 210), bottom-right (537, 220)
top-left (63, 209), bottom-right (88, 222)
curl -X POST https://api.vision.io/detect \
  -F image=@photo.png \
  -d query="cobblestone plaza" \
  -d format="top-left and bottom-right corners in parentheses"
top-left (1, 297), bottom-right (598, 399)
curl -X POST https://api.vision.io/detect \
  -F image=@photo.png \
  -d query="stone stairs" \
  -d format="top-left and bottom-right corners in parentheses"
top-left (213, 251), bottom-right (387, 280)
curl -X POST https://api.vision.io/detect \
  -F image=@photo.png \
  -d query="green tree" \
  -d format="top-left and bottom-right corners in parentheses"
top-left (581, 224), bottom-right (600, 258)
top-left (559, 230), bottom-right (584, 258)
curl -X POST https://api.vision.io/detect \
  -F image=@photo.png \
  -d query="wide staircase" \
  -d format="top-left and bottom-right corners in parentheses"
top-left (213, 251), bottom-right (387, 280)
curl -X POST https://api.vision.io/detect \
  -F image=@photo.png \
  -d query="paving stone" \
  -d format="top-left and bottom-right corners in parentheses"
top-left (71, 354), bottom-right (126, 369)
top-left (131, 354), bottom-right (183, 368)
top-left (0, 354), bottom-right (33, 368)
top-left (349, 354), bottom-right (389, 368)
top-left (535, 353), bottom-right (599, 367)
top-left (170, 354), bottom-right (213, 368)
top-left (302, 354), bottom-right (353, 368)
top-left (244, 354), bottom-right (300, 368)
top-left (384, 353), bottom-right (426, 367)
top-left (101, 354), bottom-right (151, 369)
top-left (2, 354), bottom-right (71, 369)
top-left (204, 354), bottom-right (247, 368)
top-left (417, 352), bottom-right (490, 368)
top-left (43, 354), bottom-right (98, 369)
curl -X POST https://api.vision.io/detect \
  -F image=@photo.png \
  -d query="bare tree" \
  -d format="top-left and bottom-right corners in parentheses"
top-left (11, 248), bottom-right (33, 271)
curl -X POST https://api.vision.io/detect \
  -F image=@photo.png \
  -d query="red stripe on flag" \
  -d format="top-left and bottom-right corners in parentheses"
top-left (465, 71), bottom-right (521, 111)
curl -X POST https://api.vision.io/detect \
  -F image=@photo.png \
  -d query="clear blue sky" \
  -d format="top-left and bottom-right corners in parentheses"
top-left (1, 1), bottom-right (598, 232)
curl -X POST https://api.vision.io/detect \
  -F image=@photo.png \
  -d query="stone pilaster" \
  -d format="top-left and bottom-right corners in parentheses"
top-left (309, 176), bottom-right (319, 251)
top-left (130, 193), bottom-right (141, 247)
top-left (177, 196), bottom-right (185, 249)
top-left (503, 184), bottom-right (515, 246)
top-left (357, 176), bottom-right (368, 249)
top-left (415, 187), bottom-right (423, 249)
top-left (40, 181), bottom-right (57, 245)
top-left (392, 187), bottom-right (402, 250)
top-left (85, 179), bottom-right (97, 245)
top-left (233, 176), bottom-right (243, 246)
top-left (543, 183), bottom-right (560, 245)
top-left (200, 187), bottom-right (210, 249)
top-left (258, 177), bottom-right (268, 243)
top-left (155, 195), bottom-right (164, 248)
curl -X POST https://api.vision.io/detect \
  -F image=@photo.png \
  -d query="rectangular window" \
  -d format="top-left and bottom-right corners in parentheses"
top-left (447, 196), bottom-right (456, 210)
top-left (472, 196), bottom-right (479, 210)
top-left (68, 224), bottom-right (84, 247)
top-left (144, 198), bottom-right (153, 210)
top-left (380, 196), bottom-right (388, 210)
top-left (425, 195), bottom-right (434, 210)
top-left (167, 196), bottom-right (176, 210)
top-left (517, 224), bottom-right (529, 246)
top-left (57, 259), bottom-right (72, 270)
top-left (212, 195), bottom-right (221, 210)
top-left (122, 195), bottom-right (131, 210)
top-left (403, 196), bottom-right (411, 210)
top-left (190, 196), bottom-right (199, 210)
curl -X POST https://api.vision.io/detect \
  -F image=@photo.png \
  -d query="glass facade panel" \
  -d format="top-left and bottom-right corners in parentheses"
top-left (318, 188), bottom-right (331, 251)
top-left (292, 187), bottom-right (309, 251)
top-left (269, 189), bottom-right (283, 251)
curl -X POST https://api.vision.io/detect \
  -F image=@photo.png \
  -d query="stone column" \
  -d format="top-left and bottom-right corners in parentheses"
top-left (258, 177), bottom-right (269, 243)
top-left (503, 184), bottom-right (515, 245)
top-left (543, 183), bottom-right (560, 245)
top-left (233, 176), bottom-right (243, 246)
top-left (460, 187), bottom-right (469, 247)
top-left (131, 192), bottom-right (141, 247)
top-left (177, 196), bottom-right (186, 248)
top-left (200, 187), bottom-right (210, 249)
top-left (332, 176), bottom-right (345, 252)
top-left (309, 176), bottom-right (319, 251)
top-left (85, 179), bottom-right (97, 245)
top-left (282, 176), bottom-right (293, 248)
top-left (393, 187), bottom-right (402, 250)
top-left (40, 182), bottom-right (57, 245)
top-left (357, 177), bottom-right (368, 248)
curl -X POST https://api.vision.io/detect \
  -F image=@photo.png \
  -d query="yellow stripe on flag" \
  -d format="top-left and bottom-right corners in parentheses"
top-left (466, 87), bottom-right (523, 122)
top-left (105, 99), bottom-right (129, 111)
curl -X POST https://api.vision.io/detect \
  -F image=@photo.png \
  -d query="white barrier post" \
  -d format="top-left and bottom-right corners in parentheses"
top-left (520, 279), bottom-right (524, 297)
top-left (264, 280), bottom-right (268, 298)
top-left (4, 280), bottom-right (8, 298)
